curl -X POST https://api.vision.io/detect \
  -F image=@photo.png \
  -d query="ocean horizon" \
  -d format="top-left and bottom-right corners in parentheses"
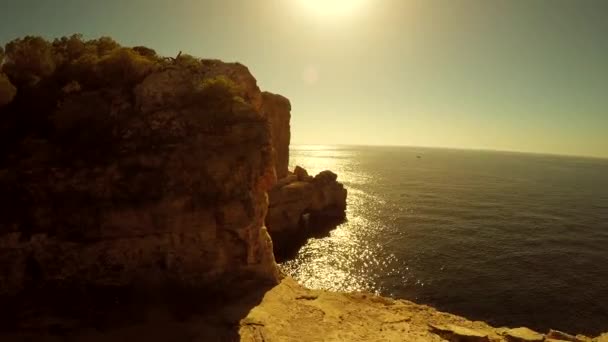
top-left (282, 144), bottom-right (608, 335)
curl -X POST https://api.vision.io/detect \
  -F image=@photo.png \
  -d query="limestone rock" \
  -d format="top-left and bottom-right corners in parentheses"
top-left (261, 92), bottom-right (291, 179)
top-left (314, 170), bottom-right (338, 183)
top-left (429, 323), bottom-right (490, 342)
top-left (0, 73), bottom-right (16, 106)
top-left (595, 333), bottom-right (608, 342)
top-left (135, 68), bottom-right (197, 113)
top-left (0, 56), bottom-right (280, 295)
top-left (547, 329), bottom-right (583, 342)
top-left (265, 167), bottom-right (347, 248)
top-left (294, 165), bottom-right (310, 181)
top-left (238, 277), bottom-right (501, 341)
top-left (503, 327), bottom-right (544, 342)
top-left (200, 60), bottom-right (264, 111)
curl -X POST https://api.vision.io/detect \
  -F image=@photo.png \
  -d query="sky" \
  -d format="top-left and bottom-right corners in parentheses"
top-left (1, 0), bottom-right (607, 158)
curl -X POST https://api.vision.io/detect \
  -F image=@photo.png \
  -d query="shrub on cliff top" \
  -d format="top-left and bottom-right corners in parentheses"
top-left (52, 34), bottom-right (87, 64)
top-left (198, 75), bottom-right (243, 104)
top-left (3, 36), bottom-right (56, 86)
top-left (175, 53), bottom-right (201, 70)
top-left (97, 47), bottom-right (157, 86)
top-left (1, 35), bottom-right (162, 90)
top-left (132, 46), bottom-right (158, 59)
top-left (0, 73), bottom-right (17, 106)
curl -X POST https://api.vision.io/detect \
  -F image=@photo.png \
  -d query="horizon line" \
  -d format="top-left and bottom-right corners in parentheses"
top-left (290, 143), bottom-right (608, 161)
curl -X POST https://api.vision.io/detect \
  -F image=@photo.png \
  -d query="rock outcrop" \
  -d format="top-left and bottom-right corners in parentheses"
top-left (265, 167), bottom-right (347, 254)
top-left (239, 277), bottom-right (606, 342)
top-left (0, 37), bottom-right (281, 295)
top-left (1, 276), bottom-right (607, 341)
top-left (0, 73), bottom-right (16, 106)
top-left (261, 92), bottom-right (291, 179)
top-left (2, 35), bottom-right (604, 342)
top-left (257, 85), bottom-right (349, 246)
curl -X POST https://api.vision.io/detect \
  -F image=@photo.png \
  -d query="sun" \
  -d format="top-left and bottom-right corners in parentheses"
top-left (296, 0), bottom-right (368, 17)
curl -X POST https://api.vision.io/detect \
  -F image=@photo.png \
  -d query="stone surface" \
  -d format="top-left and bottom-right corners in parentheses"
top-left (0, 59), bottom-right (280, 295)
top-left (429, 323), bottom-right (490, 342)
top-left (0, 73), bottom-right (17, 106)
top-left (1, 276), bottom-right (606, 341)
top-left (261, 92), bottom-right (291, 179)
top-left (200, 59), bottom-right (264, 111)
top-left (294, 165), bottom-right (309, 181)
top-left (595, 333), bottom-right (608, 342)
top-left (547, 329), bottom-right (583, 342)
top-left (239, 277), bottom-right (502, 342)
top-left (266, 166), bottom-right (347, 245)
top-left (503, 327), bottom-right (545, 342)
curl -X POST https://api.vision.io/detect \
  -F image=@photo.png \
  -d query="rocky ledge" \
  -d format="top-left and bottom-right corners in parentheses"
top-left (266, 166), bottom-right (347, 256)
top-left (0, 36), bottom-right (281, 295)
top-left (3, 276), bottom-right (607, 341)
top-left (0, 36), bottom-right (605, 341)
top-left (241, 277), bottom-right (608, 342)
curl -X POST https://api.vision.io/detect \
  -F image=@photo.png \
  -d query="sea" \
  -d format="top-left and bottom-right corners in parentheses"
top-left (280, 145), bottom-right (608, 335)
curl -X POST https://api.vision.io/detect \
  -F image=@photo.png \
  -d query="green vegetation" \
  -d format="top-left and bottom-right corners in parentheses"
top-left (3, 36), bottom-right (56, 86)
top-left (0, 34), bottom-right (246, 163)
top-left (199, 75), bottom-right (243, 103)
top-left (0, 73), bottom-right (16, 106)
top-left (0, 34), bottom-right (256, 236)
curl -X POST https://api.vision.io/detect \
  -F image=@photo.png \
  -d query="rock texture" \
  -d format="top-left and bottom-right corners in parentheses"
top-left (0, 55), bottom-right (281, 295)
top-left (0, 73), bottom-right (16, 106)
top-left (261, 92), bottom-right (291, 179)
top-left (265, 167), bottom-right (347, 250)
top-left (1, 37), bottom-right (605, 342)
top-left (4, 276), bottom-right (606, 341)
top-left (239, 277), bottom-right (603, 342)
top-left (503, 327), bottom-right (545, 342)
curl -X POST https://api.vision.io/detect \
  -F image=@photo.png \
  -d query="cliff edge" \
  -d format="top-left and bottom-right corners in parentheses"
top-left (0, 36), bottom-right (604, 341)
top-left (0, 36), bottom-right (279, 295)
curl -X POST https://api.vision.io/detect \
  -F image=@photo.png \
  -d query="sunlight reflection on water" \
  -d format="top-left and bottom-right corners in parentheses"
top-left (279, 145), bottom-right (608, 334)
top-left (280, 145), bottom-right (401, 293)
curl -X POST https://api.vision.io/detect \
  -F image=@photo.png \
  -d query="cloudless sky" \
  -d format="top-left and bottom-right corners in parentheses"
top-left (1, 0), bottom-right (607, 158)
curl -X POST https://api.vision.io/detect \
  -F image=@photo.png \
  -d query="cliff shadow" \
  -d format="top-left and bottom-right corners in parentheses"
top-left (0, 278), bottom-right (275, 341)
top-left (272, 214), bottom-right (347, 263)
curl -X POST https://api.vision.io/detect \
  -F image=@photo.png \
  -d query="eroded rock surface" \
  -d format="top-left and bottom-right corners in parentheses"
top-left (261, 92), bottom-right (291, 179)
top-left (0, 52), bottom-right (281, 295)
top-left (1, 276), bottom-right (606, 341)
top-left (265, 167), bottom-right (347, 252)
top-left (239, 277), bottom-right (605, 342)
top-left (503, 327), bottom-right (545, 342)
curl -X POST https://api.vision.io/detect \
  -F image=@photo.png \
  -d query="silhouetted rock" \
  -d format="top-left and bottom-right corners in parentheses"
top-left (429, 323), bottom-right (490, 341)
top-left (266, 166), bottom-right (347, 255)
top-left (262, 92), bottom-right (291, 179)
top-left (0, 37), bottom-right (281, 295)
top-left (0, 73), bottom-right (16, 106)
top-left (547, 329), bottom-right (584, 342)
top-left (503, 327), bottom-right (545, 342)
top-left (294, 165), bottom-right (310, 181)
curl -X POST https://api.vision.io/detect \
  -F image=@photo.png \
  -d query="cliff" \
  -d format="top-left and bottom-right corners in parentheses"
top-left (266, 167), bottom-right (347, 257)
top-left (3, 276), bottom-right (607, 341)
top-left (0, 36), bottom-right (279, 295)
top-left (240, 277), bottom-right (608, 342)
top-left (0, 36), bottom-right (605, 341)
top-left (261, 92), bottom-right (291, 179)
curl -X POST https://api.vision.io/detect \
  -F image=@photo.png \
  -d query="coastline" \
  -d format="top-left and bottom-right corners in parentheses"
top-left (0, 37), bottom-right (606, 341)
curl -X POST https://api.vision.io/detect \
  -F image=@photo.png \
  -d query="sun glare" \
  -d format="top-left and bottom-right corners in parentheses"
top-left (296, 0), bottom-right (368, 17)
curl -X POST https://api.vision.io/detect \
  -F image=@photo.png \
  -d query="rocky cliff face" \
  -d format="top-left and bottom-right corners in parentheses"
top-left (239, 277), bottom-right (608, 342)
top-left (261, 92), bottom-right (291, 179)
top-left (266, 167), bottom-right (347, 254)
top-left (0, 38), bottom-right (281, 295)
